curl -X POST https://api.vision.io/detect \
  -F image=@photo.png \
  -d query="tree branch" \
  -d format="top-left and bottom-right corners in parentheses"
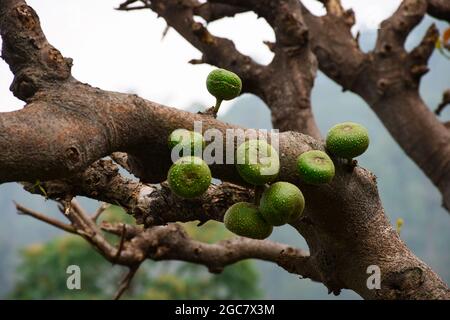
top-left (193, 2), bottom-right (248, 22)
top-left (119, 0), bottom-right (265, 96)
top-left (435, 89), bottom-right (450, 116)
top-left (209, 0), bottom-right (321, 137)
top-left (0, 0), bottom-right (72, 100)
top-left (376, 0), bottom-right (428, 50)
top-left (1, 0), bottom-right (449, 299)
top-left (427, 0), bottom-right (450, 22)
top-left (23, 159), bottom-right (254, 227)
top-left (19, 198), bottom-right (320, 298)
top-left (15, 202), bottom-right (76, 234)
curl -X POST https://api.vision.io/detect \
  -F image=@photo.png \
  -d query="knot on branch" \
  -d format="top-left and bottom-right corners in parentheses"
top-left (10, 71), bottom-right (38, 101)
top-left (1, 3), bottom-right (73, 101)
top-left (382, 267), bottom-right (425, 299)
top-left (410, 64), bottom-right (429, 79)
top-left (376, 78), bottom-right (389, 95)
top-left (65, 146), bottom-right (82, 169)
top-left (343, 9), bottom-right (355, 27)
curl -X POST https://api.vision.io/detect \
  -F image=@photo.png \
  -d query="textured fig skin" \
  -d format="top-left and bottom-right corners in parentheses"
top-left (224, 202), bottom-right (273, 239)
top-left (259, 182), bottom-right (305, 226)
top-left (168, 129), bottom-right (205, 156)
top-left (206, 68), bottom-right (242, 101)
top-left (236, 139), bottom-right (280, 186)
top-left (167, 156), bottom-right (211, 198)
top-left (326, 122), bottom-right (369, 159)
top-left (297, 150), bottom-right (335, 184)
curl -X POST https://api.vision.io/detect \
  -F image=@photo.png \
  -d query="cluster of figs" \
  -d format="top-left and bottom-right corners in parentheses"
top-left (166, 69), bottom-right (369, 239)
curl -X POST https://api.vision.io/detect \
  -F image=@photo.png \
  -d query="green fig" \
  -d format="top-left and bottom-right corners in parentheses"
top-left (259, 182), bottom-right (305, 226)
top-left (167, 156), bottom-right (211, 198)
top-left (206, 68), bottom-right (242, 113)
top-left (326, 122), bottom-right (369, 159)
top-left (224, 202), bottom-right (273, 239)
top-left (236, 139), bottom-right (280, 186)
top-left (297, 150), bottom-right (335, 184)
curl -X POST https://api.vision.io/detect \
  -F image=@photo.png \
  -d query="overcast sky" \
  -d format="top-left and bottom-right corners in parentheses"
top-left (0, 0), bottom-right (403, 113)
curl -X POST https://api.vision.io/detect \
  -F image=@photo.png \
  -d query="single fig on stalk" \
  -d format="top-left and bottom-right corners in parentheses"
top-left (206, 68), bottom-right (242, 114)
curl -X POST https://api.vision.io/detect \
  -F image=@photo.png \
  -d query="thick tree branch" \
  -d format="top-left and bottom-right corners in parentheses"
top-left (427, 0), bottom-right (450, 22)
top-left (24, 159), bottom-right (254, 227)
top-left (1, 0), bottom-right (449, 299)
top-left (0, 0), bottom-right (72, 101)
top-left (18, 198), bottom-right (320, 298)
top-left (376, 0), bottom-right (428, 50)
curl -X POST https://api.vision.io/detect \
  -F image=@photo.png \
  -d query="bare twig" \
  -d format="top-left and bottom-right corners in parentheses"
top-left (93, 202), bottom-right (110, 222)
top-left (161, 24), bottom-right (170, 40)
top-left (114, 224), bottom-right (127, 263)
top-left (15, 202), bottom-right (76, 234)
top-left (435, 89), bottom-right (450, 116)
top-left (113, 264), bottom-right (141, 300)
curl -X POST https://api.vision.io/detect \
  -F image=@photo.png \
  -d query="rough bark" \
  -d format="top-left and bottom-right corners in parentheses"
top-left (427, 0), bottom-right (450, 21)
top-left (0, 0), bottom-right (449, 299)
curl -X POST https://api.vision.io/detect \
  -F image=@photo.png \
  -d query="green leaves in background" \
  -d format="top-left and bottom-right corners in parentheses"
top-left (10, 205), bottom-right (261, 299)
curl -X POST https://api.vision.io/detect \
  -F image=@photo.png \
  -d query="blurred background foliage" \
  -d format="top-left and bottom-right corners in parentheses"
top-left (10, 206), bottom-right (261, 299)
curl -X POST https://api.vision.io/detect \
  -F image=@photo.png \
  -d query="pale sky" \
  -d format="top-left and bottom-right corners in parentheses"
top-left (0, 0), bottom-right (402, 113)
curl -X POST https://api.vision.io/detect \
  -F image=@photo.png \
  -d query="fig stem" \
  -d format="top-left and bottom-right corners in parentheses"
top-left (213, 98), bottom-right (223, 115)
top-left (346, 158), bottom-right (357, 172)
top-left (254, 185), bottom-right (264, 205)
